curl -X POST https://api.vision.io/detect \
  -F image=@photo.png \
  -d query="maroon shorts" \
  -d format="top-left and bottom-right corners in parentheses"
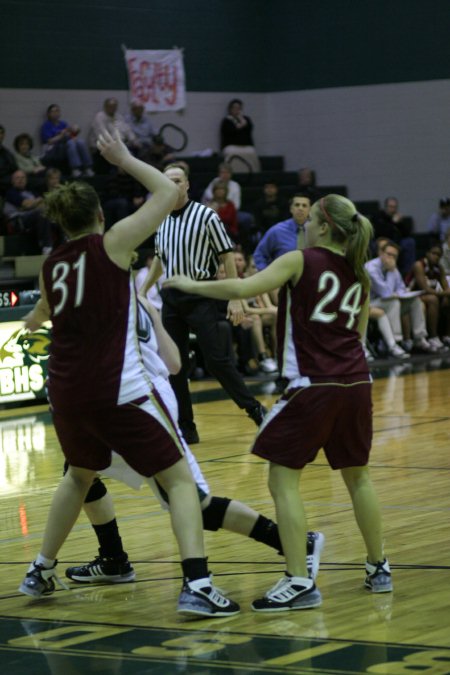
top-left (52, 393), bottom-right (185, 477)
top-left (251, 382), bottom-right (372, 469)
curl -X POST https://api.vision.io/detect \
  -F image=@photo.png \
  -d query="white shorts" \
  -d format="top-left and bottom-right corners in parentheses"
top-left (101, 376), bottom-right (210, 509)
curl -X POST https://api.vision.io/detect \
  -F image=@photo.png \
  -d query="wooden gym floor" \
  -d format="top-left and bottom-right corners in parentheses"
top-left (0, 355), bottom-right (449, 674)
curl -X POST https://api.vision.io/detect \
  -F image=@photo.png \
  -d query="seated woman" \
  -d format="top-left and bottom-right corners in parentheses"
top-left (205, 181), bottom-right (239, 243)
top-left (220, 99), bottom-right (260, 173)
top-left (13, 133), bottom-right (46, 176)
top-left (406, 244), bottom-right (450, 349)
top-left (40, 103), bottom-right (94, 178)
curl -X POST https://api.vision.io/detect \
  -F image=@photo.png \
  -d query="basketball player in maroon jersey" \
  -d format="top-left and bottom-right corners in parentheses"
top-left (165, 193), bottom-right (393, 611)
top-left (18, 130), bottom-right (240, 617)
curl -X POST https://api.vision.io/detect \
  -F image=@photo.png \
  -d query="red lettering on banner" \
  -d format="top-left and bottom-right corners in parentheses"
top-left (127, 57), bottom-right (179, 107)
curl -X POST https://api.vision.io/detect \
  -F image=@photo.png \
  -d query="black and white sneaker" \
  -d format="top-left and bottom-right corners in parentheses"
top-left (252, 575), bottom-right (322, 612)
top-left (306, 531), bottom-right (325, 580)
top-left (177, 577), bottom-right (240, 617)
top-left (365, 559), bottom-right (393, 593)
top-left (19, 560), bottom-right (67, 598)
top-left (65, 556), bottom-right (135, 584)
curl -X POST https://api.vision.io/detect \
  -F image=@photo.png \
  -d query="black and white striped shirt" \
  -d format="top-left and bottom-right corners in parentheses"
top-left (155, 201), bottom-right (234, 279)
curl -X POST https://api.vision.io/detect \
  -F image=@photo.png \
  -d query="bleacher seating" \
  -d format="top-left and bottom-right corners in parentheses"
top-left (0, 155), bottom-right (435, 297)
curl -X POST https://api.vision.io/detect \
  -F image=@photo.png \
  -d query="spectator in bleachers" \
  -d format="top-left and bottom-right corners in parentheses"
top-left (220, 99), bottom-right (260, 173)
top-left (405, 243), bottom-right (450, 349)
top-left (241, 254), bottom-right (278, 374)
top-left (0, 125), bottom-right (18, 194)
top-left (202, 162), bottom-right (254, 253)
top-left (297, 167), bottom-right (320, 202)
top-left (205, 181), bottom-right (239, 243)
top-left (365, 240), bottom-right (434, 354)
top-left (251, 181), bottom-right (289, 237)
top-left (100, 166), bottom-right (146, 230)
top-left (3, 170), bottom-right (52, 252)
top-left (442, 228), bottom-right (450, 278)
top-left (88, 98), bottom-right (139, 172)
top-left (41, 104), bottom-right (94, 178)
top-left (427, 197), bottom-right (450, 243)
top-left (364, 306), bottom-right (410, 361)
top-left (202, 162), bottom-right (242, 208)
top-left (142, 134), bottom-right (176, 171)
top-left (126, 100), bottom-right (155, 156)
top-left (42, 168), bottom-right (67, 250)
top-left (253, 192), bottom-right (312, 270)
top-left (371, 197), bottom-right (416, 276)
top-left (13, 133), bottom-right (46, 177)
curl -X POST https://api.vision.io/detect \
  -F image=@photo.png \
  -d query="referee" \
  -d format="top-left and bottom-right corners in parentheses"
top-left (140, 162), bottom-right (266, 444)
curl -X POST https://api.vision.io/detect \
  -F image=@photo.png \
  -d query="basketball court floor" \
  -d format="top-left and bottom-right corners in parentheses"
top-left (1, 354), bottom-right (449, 674)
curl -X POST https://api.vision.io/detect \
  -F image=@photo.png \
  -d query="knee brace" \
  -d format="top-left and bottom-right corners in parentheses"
top-left (202, 496), bottom-right (231, 531)
top-left (84, 477), bottom-right (108, 504)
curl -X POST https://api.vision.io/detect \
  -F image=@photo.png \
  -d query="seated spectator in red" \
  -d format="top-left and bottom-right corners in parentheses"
top-left (205, 181), bottom-right (239, 242)
top-left (41, 104), bottom-right (94, 178)
top-left (0, 125), bottom-right (17, 194)
top-left (406, 243), bottom-right (450, 349)
top-left (3, 170), bottom-right (52, 252)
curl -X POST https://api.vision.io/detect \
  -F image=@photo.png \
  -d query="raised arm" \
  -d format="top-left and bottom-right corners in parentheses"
top-left (99, 131), bottom-right (177, 268)
top-left (164, 250), bottom-right (303, 301)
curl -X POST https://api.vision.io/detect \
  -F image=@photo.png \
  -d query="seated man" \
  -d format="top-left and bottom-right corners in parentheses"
top-left (3, 170), bottom-right (52, 252)
top-left (365, 240), bottom-right (435, 353)
top-left (253, 192), bottom-right (312, 270)
top-left (126, 99), bottom-right (155, 156)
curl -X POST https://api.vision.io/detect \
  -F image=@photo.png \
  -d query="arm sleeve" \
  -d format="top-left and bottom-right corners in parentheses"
top-left (253, 232), bottom-right (272, 270)
top-left (206, 210), bottom-right (234, 255)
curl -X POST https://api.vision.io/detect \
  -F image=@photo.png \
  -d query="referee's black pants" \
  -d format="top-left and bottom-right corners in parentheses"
top-left (161, 289), bottom-right (258, 430)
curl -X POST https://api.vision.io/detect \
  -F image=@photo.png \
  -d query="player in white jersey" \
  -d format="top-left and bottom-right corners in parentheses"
top-left (65, 295), bottom-right (324, 584)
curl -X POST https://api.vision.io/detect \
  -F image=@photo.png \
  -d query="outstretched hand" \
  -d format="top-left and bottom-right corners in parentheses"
top-left (163, 274), bottom-right (194, 293)
top-left (96, 129), bottom-right (131, 167)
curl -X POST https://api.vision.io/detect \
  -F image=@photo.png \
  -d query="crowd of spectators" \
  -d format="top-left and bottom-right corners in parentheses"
top-left (0, 97), bottom-right (449, 360)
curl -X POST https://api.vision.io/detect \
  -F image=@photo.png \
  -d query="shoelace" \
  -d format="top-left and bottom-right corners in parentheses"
top-left (203, 586), bottom-right (231, 608)
top-left (266, 577), bottom-right (309, 602)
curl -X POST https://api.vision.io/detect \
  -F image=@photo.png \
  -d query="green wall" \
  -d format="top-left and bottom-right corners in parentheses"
top-left (1, 0), bottom-right (449, 91)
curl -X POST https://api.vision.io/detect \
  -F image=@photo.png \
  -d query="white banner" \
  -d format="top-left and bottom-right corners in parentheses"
top-left (124, 49), bottom-right (186, 112)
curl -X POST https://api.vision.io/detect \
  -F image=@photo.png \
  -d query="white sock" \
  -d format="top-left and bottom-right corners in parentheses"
top-left (31, 554), bottom-right (55, 571)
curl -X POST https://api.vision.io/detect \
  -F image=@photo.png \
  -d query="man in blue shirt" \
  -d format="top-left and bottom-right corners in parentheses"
top-left (253, 193), bottom-right (311, 270)
top-left (365, 240), bottom-right (434, 353)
